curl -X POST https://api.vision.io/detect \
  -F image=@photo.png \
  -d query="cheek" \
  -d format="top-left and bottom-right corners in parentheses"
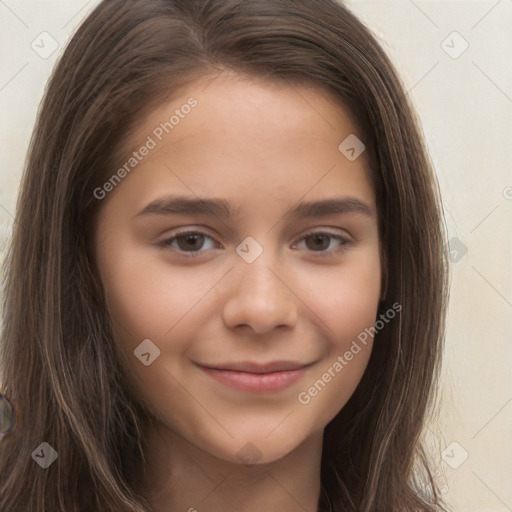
top-left (99, 241), bottom-right (214, 344)
top-left (96, 241), bottom-right (208, 420)
top-left (301, 246), bottom-right (382, 344)
top-left (293, 249), bottom-right (381, 421)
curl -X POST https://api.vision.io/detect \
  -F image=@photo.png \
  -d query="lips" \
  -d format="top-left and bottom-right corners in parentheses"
top-left (201, 360), bottom-right (310, 374)
top-left (196, 360), bottom-right (312, 393)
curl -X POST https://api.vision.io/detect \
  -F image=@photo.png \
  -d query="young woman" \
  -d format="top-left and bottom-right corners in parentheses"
top-left (0, 0), bottom-right (450, 510)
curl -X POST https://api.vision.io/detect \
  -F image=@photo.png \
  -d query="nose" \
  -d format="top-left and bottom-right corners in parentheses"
top-left (222, 249), bottom-right (298, 335)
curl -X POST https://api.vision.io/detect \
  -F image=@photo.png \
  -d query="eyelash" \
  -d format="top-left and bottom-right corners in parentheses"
top-left (156, 229), bottom-right (351, 258)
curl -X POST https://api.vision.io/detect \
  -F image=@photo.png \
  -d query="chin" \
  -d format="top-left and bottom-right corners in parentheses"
top-left (206, 427), bottom-right (312, 467)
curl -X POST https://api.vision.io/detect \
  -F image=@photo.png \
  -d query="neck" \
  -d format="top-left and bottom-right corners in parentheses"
top-left (138, 422), bottom-right (324, 512)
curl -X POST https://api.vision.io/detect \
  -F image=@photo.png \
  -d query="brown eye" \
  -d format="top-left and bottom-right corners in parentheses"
top-left (157, 230), bottom-right (218, 257)
top-left (305, 234), bottom-right (331, 251)
top-left (294, 231), bottom-right (350, 255)
top-left (175, 233), bottom-right (206, 251)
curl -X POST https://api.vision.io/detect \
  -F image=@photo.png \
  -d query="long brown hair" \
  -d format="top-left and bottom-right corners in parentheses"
top-left (0, 0), bottom-right (450, 510)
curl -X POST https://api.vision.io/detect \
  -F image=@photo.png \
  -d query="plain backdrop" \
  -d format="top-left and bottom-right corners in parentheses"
top-left (1, 1), bottom-right (511, 511)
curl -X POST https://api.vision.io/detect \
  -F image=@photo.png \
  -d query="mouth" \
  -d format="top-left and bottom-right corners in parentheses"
top-left (195, 360), bottom-right (313, 393)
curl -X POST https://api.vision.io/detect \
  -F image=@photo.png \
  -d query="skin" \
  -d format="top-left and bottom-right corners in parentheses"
top-left (94, 72), bottom-right (382, 512)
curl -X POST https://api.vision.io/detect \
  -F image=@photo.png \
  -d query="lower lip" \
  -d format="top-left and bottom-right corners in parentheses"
top-left (199, 366), bottom-right (307, 393)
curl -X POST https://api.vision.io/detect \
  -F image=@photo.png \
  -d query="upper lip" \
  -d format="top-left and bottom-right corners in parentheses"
top-left (197, 360), bottom-right (312, 374)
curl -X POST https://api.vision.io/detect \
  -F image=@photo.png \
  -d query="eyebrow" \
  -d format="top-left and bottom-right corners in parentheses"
top-left (135, 194), bottom-right (375, 220)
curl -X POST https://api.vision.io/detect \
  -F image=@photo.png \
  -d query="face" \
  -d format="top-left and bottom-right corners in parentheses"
top-left (94, 72), bottom-right (382, 465)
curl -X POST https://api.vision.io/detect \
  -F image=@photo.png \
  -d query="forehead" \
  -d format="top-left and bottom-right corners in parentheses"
top-left (127, 72), bottom-right (364, 157)
top-left (105, 72), bottom-right (374, 215)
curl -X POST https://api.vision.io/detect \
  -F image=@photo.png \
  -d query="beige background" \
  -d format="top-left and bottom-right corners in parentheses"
top-left (1, 1), bottom-right (511, 510)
